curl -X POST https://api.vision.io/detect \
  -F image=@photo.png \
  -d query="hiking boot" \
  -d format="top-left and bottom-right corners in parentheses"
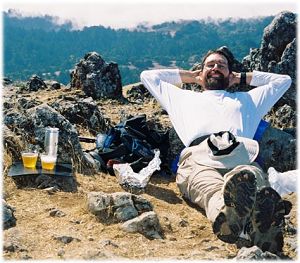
top-left (213, 169), bottom-right (257, 243)
top-left (247, 187), bottom-right (292, 253)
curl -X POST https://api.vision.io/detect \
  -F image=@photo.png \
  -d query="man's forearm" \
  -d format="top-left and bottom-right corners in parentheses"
top-left (179, 70), bottom-right (199, 84)
top-left (230, 72), bottom-right (253, 86)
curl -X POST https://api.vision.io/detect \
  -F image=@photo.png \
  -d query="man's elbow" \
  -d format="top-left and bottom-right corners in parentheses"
top-left (140, 70), bottom-right (152, 84)
top-left (140, 70), bottom-right (147, 82)
top-left (285, 75), bottom-right (292, 88)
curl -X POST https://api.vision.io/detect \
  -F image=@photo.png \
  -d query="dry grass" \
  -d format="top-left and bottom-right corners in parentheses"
top-left (2, 83), bottom-right (297, 260)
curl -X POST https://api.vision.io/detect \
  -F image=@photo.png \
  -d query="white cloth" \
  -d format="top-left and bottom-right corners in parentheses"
top-left (140, 69), bottom-right (291, 146)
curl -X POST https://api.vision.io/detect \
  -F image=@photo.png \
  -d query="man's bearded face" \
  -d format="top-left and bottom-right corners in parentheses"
top-left (205, 71), bottom-right (230, 90)
top-left (203, 54), bottom-right (230, 90)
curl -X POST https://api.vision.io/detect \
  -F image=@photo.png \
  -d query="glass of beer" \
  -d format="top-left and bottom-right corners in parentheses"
top-left (21, 151), bottom-right (38, 169)
top-left (41, 154), bottom-right (57, 170)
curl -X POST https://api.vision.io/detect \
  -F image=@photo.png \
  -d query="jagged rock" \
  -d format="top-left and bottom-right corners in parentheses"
top-left (261, 12), bottom-right (296, 72)
top-left (18, 97), bottom-right (41, 110)
top-left (70, 52), bottom-right (122, 99)
top-left (3, 241), bottom-right (19, 252)
top-left (3, 101), bottom-right (99, 175)
top-left (265, 104), bottom-right (296, 129)
top-left (53, 235), bottom-right (80, 244)
top-left (45, 80), bottom-right (61, 90)
top-left (3, 77), bottom-right (13, 85)
top-left (120, 211), bottom-right (163, 240)
top-left (49, 208), bottom-right (66, 217)
top-left (11, 173), bottom-right (77, 192)
top-left (243, 11), bottom-right (296, 110)
top-left (125, 83), bottom-right (152, 102)
top-left (28, 104), bottom-right (97, 174)
top-left (270, 38), bottom-right (296, 110)
top-left (50, 97), bottom-right (111, 135)
top-left (26, 75), bottom-right (47, 91)
top-left (4, 111), bottom-right (33, 135)
top-left (3, 125), bottom-right (24, 160)
top-left (259, 125), bottom-right (296, 172)
top-left (235, 246), bottom-right (280, 260)
top-left (87, 191), bottom-right (153, 224)
top-left (4, 104), bottom-right (97, 174)
top-left (3, 200), bottom-right (17, 230)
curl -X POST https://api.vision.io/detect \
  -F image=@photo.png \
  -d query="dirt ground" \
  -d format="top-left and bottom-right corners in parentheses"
top-left (2, 84), bottom-right (297, 260)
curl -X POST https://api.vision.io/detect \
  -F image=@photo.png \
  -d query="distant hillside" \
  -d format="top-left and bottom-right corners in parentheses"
top-left (3, 10), bottom-right (274, 85)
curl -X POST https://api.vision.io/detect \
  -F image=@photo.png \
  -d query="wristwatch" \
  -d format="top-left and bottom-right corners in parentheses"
top-left (240, 72), bottom-right (247, 85)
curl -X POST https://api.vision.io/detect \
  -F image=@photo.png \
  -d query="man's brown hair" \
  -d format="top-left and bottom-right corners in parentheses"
top-left (200, 49), bottom-right (233, 72)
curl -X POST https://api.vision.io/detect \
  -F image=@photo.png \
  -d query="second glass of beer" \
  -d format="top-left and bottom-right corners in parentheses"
top-left (41, 154), bottom-right (57, 170)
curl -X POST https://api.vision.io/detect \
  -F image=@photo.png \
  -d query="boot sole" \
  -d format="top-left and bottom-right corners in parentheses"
top-left (223, 170), bottom-right (257, 217)
top-left (213, 211), bottom-right (242, 243)
top-left (253, 187), bottom-right (292, 233)
top-left (249, 187), bottom-right (292, 253)
top-left (213, 170), bottom-right (257, 243)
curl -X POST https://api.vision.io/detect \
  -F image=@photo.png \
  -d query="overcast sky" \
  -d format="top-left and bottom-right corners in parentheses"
top-left (2, 0), bottom-right (299, 29)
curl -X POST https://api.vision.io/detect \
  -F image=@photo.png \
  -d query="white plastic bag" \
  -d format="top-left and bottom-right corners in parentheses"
top-left (113, 149), bottom-right (161, 189)
top-left (268, 167), bottom-right (298, 196)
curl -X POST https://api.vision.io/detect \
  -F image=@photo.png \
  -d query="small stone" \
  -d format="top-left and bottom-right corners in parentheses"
top-left (54, 235), bottom-right (77, 244)
top-left (57, 249), bottom-right (65, 257)
top-left (3, 241), bottom-right (18, 252)
top-left (49, 209), bottom-right (66, 217)
top-left (179, 219), bottom-right (189, 227)
top-left (101, 240), bottom-right (119, 248)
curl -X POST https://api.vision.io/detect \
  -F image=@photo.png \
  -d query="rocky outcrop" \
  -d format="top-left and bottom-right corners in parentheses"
top-left (87, 192), bottom-right (163, 239)
top-left (125, 83), bottom-right (152, 103)
top-left (234, 246), bottom-right (280, 260)
top-left (28, 104), bottom-right (98, 174)
top-left (26, 75), bottom-right (48, 91)
top-left (243, 11), bottom-right (296, 109)
top-left (70, 52), bottom-right (123, 99)
top-left (121, 211), bottom-right (163, 239)
top-left (87, 192), bottom-right (153, 223)
top-left (3, 200), bottom-right (17, 230)
top-left (259, 126), bottom-right (296, 172)
top-left (50, 97), bottom-right (111, 135)
top-left (3, 100), bottom-right (102, 175)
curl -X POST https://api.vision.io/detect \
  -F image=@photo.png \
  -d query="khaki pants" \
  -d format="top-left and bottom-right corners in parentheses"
top-left (176, 146), bottom-right (270, 222)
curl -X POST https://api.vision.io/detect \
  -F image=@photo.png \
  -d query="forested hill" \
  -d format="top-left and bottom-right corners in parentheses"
top-left (3, 11), bottom-right (274, 85)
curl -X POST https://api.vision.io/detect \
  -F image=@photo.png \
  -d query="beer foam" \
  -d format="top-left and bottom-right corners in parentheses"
top-left (41, 155), bottom-right (56, 162)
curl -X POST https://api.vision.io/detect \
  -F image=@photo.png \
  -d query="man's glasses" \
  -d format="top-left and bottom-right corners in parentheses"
top-left (204, 63), bottom-right (228, 70)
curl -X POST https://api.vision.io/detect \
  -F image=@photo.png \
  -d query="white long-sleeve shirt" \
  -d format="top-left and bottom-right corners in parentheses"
top-left (140, 69), bottom-right (291, 146)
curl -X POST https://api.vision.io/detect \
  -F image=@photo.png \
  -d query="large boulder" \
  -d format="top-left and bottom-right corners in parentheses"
top-left (4, 102), bottom-right (99, 175)
top-left (242, 11), bottom-right (296, 109)
top-left (87, 191), bottom-right (153, 224)
top-left (259, 126), bottom-right (296, 172)
top-left (26, 75), bottom-right (48, 91)
top-left (50, 97), bottom-right (111, 135)
top-left (28, 104), bottom-right (97, 174)
top-left (121, 211), bottom-right (163, 240)
top-left (3, 200), bottom-right (17, 230)
top-left (70, 52), bottom-right (123, 99)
